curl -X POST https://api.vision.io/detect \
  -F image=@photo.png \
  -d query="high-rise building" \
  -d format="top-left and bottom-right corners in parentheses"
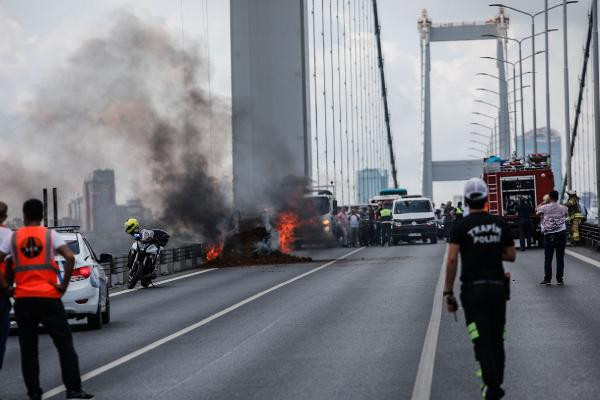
top-left (516, 127), bottom-right (562, 190)
top-left (357, 169), bottom-right (389, 203)
top-left (83, 169), bottom-right (117, 232)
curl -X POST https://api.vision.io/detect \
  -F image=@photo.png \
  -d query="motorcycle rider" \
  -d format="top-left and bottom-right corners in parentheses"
top-left (124, 218), bottom-right (169, 284)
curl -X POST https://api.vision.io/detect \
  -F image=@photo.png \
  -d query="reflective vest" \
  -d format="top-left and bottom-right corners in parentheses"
top-left (380, 208), bottom-right (392, 221)
top-left (456, 207), bottom-right (464, 215)
top-left (10, 226), bottom-right (61, 299)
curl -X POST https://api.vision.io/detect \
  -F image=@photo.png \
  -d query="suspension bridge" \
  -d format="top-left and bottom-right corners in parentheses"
top-left (5, 1), bottom-right (600, 400)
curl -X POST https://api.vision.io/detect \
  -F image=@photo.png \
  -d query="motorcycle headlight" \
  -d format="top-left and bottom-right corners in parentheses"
top-left (323, 219), bottom-right (330, 226)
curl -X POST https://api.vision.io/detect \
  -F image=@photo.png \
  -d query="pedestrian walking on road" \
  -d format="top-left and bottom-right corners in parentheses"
top-left (0, 201), bottom-right (13, 375)
top-left (444, 178), bottom-right (516, 400)
top-left (516, 198), bottom-right (534, 251)
top-left (536, 191), bottom-right (568, 285)
top-left (443, 201), bottom-right (455, 240)
top-left (0, 199), bottom-right (94, 400)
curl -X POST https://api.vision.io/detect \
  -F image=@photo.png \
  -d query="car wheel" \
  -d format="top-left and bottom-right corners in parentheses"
top-left (87, 302), bottom-right (102, 330)
top-left (101, 296), bottom-right (110, 325)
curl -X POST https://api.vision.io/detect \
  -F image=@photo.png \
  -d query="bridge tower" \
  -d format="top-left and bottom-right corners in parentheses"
top-left (418, 9), bottom-right (510, 199)
top-left (230, 0), bottom-right (311, 212)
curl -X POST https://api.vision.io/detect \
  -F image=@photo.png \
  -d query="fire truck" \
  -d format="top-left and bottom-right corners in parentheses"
top-left (482, 154), bottom-right (555, 246)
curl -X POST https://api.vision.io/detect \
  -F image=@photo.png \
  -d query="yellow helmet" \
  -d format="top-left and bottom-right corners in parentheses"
top-left (124, 218), bottom-right (140, 234)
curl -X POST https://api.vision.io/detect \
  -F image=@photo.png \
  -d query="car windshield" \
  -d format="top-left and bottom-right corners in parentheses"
top-left (394, 200), bottom-right (432, 214)
top-left (305, 197), bottom-right (331, 215)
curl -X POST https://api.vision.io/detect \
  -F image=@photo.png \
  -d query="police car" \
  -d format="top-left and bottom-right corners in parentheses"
top-left (11, 227), bottom-right (111, 330)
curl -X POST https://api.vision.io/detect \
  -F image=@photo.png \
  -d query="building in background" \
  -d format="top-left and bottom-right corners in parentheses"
top-left (357, 169), bottom-right (388, 203)
top-left (81, 169), bottom-right (152, 233)
top-left (83, 169), bottom-right (117, 232)
top-left (516, 127), bottom-right (562, 191)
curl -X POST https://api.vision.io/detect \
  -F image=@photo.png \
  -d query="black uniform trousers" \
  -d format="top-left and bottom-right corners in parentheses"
top-left (518, 219), bottom-right (533, 249)
top-left (460, 284), bottom-right (506, 398)
top-left (14, 298), bottom-right (82, 397)
top-left (543, 231), bottom-right (567, 282)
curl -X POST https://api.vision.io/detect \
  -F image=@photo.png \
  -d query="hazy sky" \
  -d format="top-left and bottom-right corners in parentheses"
top-left (0, 0), bottom-right (592, 209)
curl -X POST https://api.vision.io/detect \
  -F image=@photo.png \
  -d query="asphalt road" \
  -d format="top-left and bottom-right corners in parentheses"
top-left (1, 242), bottom-right (600, 399)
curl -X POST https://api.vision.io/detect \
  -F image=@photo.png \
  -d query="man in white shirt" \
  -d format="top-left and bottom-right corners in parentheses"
top-left (0, 201), bottom-right (12, 375)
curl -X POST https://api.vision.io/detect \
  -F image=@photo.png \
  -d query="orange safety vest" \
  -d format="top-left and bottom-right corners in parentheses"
top-left (10, 226), bottom-right (61, 299)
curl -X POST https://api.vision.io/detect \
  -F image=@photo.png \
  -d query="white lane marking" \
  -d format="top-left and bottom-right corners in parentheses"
top-left (42, 247), bottom-right (364, 400)
top-left (411, 246), bottom-right (448, 400)
top-left (109, 268), bottom-right (218, 298)
top-left (565, 249), bottom-right (600, 269)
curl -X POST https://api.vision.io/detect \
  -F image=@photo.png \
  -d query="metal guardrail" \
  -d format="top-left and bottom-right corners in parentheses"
top-left (580, 223), bottom-right (600, 248)
top-left (102, 245), bottom-right (204, 288)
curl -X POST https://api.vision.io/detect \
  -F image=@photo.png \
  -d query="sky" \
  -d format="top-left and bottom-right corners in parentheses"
top-left (0, 0), bottom-right (593, 215)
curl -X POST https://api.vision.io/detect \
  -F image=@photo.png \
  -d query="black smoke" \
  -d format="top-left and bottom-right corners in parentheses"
top-left (3, 12), bottom-right (231, 241)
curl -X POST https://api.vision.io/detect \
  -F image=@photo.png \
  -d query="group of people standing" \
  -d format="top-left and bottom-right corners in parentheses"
top-left (434, 201), bottom-right (464, 240)
top-left (334, 201), bottom-right (393, 247)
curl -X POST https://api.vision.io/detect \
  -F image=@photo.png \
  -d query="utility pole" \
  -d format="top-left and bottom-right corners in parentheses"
top-left (563, 0), bottom-right (572, 191)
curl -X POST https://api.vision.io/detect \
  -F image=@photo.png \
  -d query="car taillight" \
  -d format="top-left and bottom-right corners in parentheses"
top-left (71, 266), bottom-right (92, 282)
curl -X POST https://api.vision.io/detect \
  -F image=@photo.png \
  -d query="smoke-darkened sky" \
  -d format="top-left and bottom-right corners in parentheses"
top-left (0, 0), bottom-right (593, 211)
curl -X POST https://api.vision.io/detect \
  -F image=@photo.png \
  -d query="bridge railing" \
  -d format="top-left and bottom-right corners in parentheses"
top-left (580, 223), bottom-right (600, 249)
top-left (101, 244), bottom-right (204, 288)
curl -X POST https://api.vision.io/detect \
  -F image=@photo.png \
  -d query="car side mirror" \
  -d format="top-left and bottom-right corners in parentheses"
top-left (99, 253), bottom-right (113, 264)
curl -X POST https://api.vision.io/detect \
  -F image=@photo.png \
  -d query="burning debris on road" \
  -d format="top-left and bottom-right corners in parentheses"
top-left (202, 213), bottom-right (312, 268)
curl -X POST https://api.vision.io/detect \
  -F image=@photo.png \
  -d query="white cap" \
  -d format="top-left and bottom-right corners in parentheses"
top-left (464, 178), bottom-right (488, 201)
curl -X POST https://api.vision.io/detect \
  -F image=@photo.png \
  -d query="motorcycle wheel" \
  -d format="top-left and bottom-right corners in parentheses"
top-left (127, 261), bottom-right (143, 289)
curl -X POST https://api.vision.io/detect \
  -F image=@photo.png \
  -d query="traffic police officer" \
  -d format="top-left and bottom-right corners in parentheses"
top-left (0, 199), bottom-right (94, 400)
top-left (444, 178), bottom-right (516, 400)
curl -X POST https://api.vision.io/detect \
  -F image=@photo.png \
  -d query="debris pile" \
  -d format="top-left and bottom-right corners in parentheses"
top-left (203, 216), bottom-right (311, 268)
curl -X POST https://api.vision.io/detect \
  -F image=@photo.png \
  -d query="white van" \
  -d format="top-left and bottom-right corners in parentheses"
top-left (391, 195), bottom-right (437, 244)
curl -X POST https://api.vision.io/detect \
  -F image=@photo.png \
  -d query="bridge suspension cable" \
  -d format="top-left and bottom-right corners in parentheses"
top-left (308, 0), bottom-right (397, 204)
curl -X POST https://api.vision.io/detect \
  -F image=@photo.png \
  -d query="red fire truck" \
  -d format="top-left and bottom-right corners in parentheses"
top-left (482, 154), bottom-right (555, 245)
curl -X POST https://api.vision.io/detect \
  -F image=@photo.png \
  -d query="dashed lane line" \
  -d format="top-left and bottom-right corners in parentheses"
top-left (411, 245), bottom-right (448, 400)
top-left (42, 247), bottom-right (365, 399)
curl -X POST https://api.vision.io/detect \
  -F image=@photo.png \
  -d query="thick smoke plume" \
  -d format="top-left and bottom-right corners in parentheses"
top-left (3, 13), bottom-right (231, 241)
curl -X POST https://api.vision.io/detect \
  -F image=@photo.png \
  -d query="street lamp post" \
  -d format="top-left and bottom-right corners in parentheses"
top-left (483, 30), bottom-right (557, 160)
top-left (471, 121), bottom-right (496, 154)
top-left (490, 2), bottom-right (578, 158)
top-left (482, 57), bottom-right (518, 155)
top-left (563, 0), bottom-right (572, 190)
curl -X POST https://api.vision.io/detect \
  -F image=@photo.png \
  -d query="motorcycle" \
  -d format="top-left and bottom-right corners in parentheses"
top-left (127, 229), bottom-right (169, 289)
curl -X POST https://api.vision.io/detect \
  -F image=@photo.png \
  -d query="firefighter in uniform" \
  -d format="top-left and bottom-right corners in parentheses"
top-left (444, 178), bottom-right (516, 400)
top-left (565, 190), bottom-right (583, 245)
top-left (0, 199), bottom-right (94, 400)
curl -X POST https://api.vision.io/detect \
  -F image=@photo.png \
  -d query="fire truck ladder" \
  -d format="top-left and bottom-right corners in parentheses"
top-left (487, 174), bottom-right (500, 214)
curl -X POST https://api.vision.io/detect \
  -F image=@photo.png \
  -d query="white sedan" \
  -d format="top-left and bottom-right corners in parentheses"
top-left (11, 228), bottom-right (111, 330)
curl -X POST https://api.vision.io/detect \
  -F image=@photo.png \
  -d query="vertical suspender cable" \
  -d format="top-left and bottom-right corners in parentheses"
top-left (202, 0), bottom-right (214, 178)
top-left (372, 0), bottom-right (398, 187)
top-left (352, 0), bottom-right (359, 198)
top-left (365, 1), bottom-right (373, 195)
top-left (321, 0), bottom-right (330, 186)
top-left (342, 0), bottom-right (351, 203)
top-left (335, 0), bottom-right (344, 203)
top-left (359, 0), bottom-right (367, 194)
top-left (592, 0), bottom-right (600, 212)
top-left (329, 0), bottom-right (337, 193)
top-left (311, 0), bottom-right (321, 187)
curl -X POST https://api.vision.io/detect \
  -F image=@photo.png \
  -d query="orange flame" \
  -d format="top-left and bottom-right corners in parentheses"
top-left (278, 212), bottom-right (300, 253)
top-left (206, 242), bottom-right (224, 262)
